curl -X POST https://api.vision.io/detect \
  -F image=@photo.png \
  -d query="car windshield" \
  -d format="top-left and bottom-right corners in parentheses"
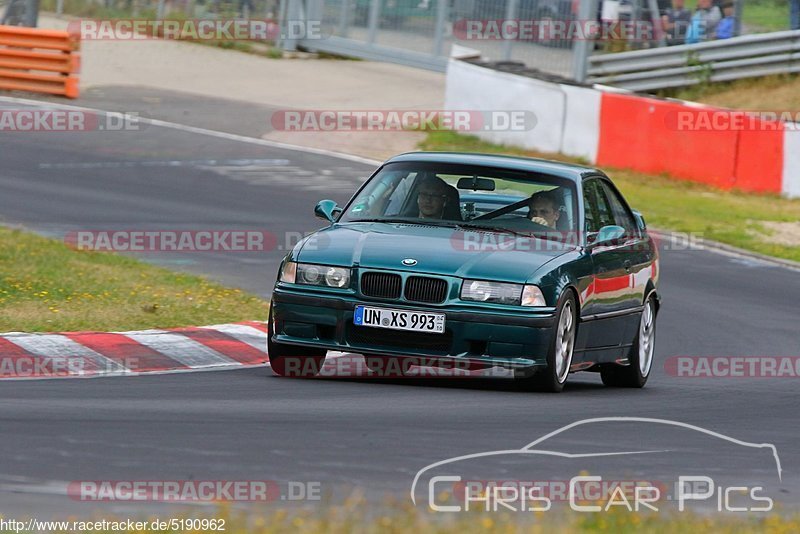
top-left (340, 161), bottom-right (578, 236)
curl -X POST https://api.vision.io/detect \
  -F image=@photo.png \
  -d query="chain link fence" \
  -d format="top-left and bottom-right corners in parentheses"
top-left (6, 0), bottom-right (799, 83)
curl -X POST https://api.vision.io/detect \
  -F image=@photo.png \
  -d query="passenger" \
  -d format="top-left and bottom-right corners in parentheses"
top-left (528, 190), bottom-right (562, 229)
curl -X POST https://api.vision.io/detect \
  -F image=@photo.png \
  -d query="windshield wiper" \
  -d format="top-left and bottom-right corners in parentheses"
top-left (348, 218), bottom-right (456, 227)
top-left (457, 223), bottom-right (532, 238)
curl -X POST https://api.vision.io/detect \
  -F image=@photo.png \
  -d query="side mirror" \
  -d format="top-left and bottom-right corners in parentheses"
top-left (594, 225), bottom-right (626, 246)
top-left (314, 199), bottom-right (341, 224)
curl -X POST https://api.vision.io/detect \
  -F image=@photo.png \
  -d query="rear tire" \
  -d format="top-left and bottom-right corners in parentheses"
top-left (267, 308), bottom-right (327, 378)
top-left (515, 292), bottom-right (576, 393)
top-left (601, 294), bottom-right (657, 388)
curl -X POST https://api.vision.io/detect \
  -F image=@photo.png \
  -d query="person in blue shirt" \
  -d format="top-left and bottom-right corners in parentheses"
top-left (715, 2), bottom-right (736, 39)
top-left (792, 0), bottom-right (800, 31)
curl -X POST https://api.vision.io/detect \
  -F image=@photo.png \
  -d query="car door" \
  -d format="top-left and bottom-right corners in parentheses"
top-left (581, 178), bottom-right (630, 350)
top-left (598, 179), bottom-right (657, 345)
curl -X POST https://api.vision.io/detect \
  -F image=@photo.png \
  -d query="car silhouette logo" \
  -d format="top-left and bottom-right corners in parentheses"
top-left (402, 258), bottom-right (418, 266)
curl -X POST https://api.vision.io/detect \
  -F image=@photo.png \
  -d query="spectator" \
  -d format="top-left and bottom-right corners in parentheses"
top-left (685, 0), bottom-right (722, 44)
top-left (792, 0), bottom-right (800, 31)
top-left (662, 0), bottom-right (692, 45)
top-left (715, 2), bottom-right (736, 39)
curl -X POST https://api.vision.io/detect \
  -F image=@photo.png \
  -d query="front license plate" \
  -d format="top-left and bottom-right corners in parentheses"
top-left (354, 306), bottom-right (445, 334)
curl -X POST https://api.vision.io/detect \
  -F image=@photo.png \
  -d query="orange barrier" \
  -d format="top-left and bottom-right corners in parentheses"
top-left (734, 123), bottom-right (784, 194)
top-left (0, 25), bottom-right (80, 99)
top-left (597, 92), bottom-right (784, 194)
top-left (597, 93), bottom-right (739, 190)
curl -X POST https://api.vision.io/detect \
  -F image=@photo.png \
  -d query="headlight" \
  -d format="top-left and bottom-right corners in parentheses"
top-left (461, 280), bottom-right (523, 305)
top-left (285, 262), bottom-right (351, 288)
top-left (460, 280), bottom-right (547, 306)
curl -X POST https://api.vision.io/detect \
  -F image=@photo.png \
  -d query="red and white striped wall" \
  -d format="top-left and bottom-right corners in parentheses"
top-left (446, 59), bottom-right (799, 197)
top-left (0, 322), bottom-right (269, 379)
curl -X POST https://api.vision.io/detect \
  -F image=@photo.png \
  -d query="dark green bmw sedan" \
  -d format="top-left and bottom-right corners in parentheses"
top-left (268, 153), bottom-right (660, 392)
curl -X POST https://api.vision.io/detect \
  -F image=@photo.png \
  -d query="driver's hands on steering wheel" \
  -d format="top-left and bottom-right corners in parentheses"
top-left (530, 216), bottom-right (550, 227)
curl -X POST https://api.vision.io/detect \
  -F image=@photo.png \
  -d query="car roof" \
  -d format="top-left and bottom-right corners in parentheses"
top-left (385, 152), bottom-right (603, 182)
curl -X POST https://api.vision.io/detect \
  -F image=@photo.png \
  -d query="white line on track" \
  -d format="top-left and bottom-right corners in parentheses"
top-left (0, 96), bottom-right (382, 167)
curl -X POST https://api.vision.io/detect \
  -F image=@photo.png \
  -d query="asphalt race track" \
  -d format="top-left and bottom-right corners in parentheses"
top-left (1, 94), bottom-right (799, 517)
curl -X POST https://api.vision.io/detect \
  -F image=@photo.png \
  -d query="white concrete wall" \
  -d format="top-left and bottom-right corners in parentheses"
top-left (783, 128), bottom-right (800, 198)
top-left (445, 59), bottom-right (566, 154)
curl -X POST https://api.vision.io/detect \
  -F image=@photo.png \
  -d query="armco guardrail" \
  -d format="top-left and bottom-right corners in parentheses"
top-left (0, 25), bottom-right (80, 98)
top-left (587, 30), bottom-right (800, 92)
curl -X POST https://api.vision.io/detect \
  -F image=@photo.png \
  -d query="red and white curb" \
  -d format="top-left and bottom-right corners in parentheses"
top-left (0, 321), bottom-right (270, 379)
top-left (0, 321), bottom-right (513, 380)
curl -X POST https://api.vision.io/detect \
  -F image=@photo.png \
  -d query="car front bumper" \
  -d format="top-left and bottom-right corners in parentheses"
top-left (270, 286), bottom-right (557, 369)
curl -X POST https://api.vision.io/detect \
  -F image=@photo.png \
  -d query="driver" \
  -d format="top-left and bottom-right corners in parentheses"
top-left (416, 176), bottom-right (451, 219)
top-left (528, 190), bottom-right (562, 229)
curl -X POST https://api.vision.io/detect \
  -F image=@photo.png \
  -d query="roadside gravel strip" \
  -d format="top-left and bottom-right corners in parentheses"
top-left (0, 322), bottom-right (268, 379)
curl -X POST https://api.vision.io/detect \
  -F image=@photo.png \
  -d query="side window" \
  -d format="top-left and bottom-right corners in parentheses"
top-left (583, 180), bottom-right (600, 234)
top-left (583, 179), bottom-right (615, 236)
top-left (593, 184), bottom-right (616, 229)
top-left (600, 182), bottom-right (639, 238)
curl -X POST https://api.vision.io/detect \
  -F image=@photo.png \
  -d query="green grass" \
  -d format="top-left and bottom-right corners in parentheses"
top-left (0, 226), bottom-right (268, 332)
top-left (663, 73), bottom-right (800, 112)
top-left (420, 131), bottom-right (800, 263)
top-left (741, 0), bottom-right (790, 32)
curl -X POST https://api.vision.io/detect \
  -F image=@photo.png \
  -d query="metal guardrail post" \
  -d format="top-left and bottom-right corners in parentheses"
top-left (24, 0), bottom-right (38, 26)
top-left (367, 0), bottom-right (381, 44)
top-left (338, 0), bottom-right (350, 38)
top-left (277, 0), bottom-right (288, 48)
top-left (733, 0), bottom-right (744, 37)
top-left (282, 0), bottom-right (302, 51)
top-left (432, 0), bottom-right (448, 56)
top-left (647, 0), bottom-right (665, 47)
top-left (571, 0), bottom-right (597, 82)
top-left (501, 0), bottom-right (519, 61)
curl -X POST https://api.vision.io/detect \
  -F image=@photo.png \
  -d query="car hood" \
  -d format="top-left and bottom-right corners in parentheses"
top-left (296, 222), bottom-right (574, 284)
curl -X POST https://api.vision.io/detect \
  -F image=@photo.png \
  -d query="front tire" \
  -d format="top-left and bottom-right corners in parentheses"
top-left (516, 292), bottom-right (576, 393)
top-left (601, 294), bottom-right (657, 388)
top-left (267, 308), bottom-right (327, 377)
